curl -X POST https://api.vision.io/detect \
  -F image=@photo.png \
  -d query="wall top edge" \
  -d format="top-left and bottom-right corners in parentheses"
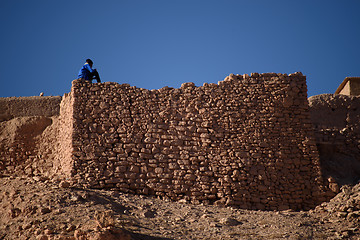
top-left (0, 96), bottom-right (62, 100)
top-left (72, 72), bottom-right (305, 93)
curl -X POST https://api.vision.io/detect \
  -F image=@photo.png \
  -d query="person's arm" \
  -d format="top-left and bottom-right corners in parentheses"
top-left (84, 64), bottom-right (95, 73)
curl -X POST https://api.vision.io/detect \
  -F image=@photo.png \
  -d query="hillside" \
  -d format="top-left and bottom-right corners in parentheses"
top-left (0, 176), bottom-right (359, 239)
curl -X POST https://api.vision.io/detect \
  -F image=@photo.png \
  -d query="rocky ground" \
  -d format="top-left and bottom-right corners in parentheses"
top-left (0, 176), bottom-right (359, 240)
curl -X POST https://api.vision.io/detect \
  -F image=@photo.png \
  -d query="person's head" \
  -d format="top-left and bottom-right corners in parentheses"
top-left (86, 59), bottom-right (93, 67)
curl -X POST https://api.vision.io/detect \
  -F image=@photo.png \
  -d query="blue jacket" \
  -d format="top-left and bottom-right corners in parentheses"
top-left (78, 63), bottom-right (95, 80)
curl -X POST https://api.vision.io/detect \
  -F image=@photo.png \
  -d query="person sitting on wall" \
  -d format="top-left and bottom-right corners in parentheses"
top-left (77, 58), bottom-right (101, 83)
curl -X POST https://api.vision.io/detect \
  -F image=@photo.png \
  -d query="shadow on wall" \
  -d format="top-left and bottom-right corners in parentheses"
top-left (309, 94), bottom-right (360, 187)
top-left (317, 143), bottom-right (360, 186)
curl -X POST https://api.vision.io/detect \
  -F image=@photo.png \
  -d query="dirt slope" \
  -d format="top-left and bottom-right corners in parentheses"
top-left (0, 176), bottom-right (359, 240)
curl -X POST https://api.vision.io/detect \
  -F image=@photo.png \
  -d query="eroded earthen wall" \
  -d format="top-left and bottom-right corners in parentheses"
top-left (0, 96), bottom-right (61, 176)
top-left (309, 94), bottom-right (360, 186)
top-left (68, 72), bottom-right (326, 210)
top-left (0, 96), bottom-right (61, 122)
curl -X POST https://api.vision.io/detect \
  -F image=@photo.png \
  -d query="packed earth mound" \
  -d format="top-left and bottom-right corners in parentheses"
top-left (1, 176), bottom-right (359, 240)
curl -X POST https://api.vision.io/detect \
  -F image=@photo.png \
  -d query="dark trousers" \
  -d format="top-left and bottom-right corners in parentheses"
top-left (91, 70), bottom-right (101, 83)
top-left (78, 70), bottom-right (101, 83)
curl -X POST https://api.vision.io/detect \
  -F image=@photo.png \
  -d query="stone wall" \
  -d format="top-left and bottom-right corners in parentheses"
top-left (65, 72), bottom-right (328, 210)
top-left (309, 94), bottom-right (360, 186)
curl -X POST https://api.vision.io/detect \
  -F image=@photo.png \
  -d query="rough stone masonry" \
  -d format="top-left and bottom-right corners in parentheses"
top-left (53, 72), bottom-right (332, 211)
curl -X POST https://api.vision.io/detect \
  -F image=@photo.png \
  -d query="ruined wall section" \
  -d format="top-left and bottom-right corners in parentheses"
top-left (0, 116), bottom-right (52, 176)
top-left (69, 72), bottom-right (326, 210)
top-left (0, 96), bottom-right (61, 122)
top-left (309, 94), bottom-right (360, 186)
top-left (0, 96), bottom-right (61, 176)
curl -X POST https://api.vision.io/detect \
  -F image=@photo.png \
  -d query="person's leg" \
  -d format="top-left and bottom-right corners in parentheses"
top-left (92, 70), bottom-right (101, 83)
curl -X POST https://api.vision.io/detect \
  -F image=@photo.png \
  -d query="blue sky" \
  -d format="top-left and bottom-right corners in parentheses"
top-left (1, 0), bottom-right (359, 97)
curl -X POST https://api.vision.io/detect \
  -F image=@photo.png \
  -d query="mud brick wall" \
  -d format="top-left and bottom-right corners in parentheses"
top-left (309, 94), bottom-right (360, 186)
top-left (0, 96), bottom-right (61, 122)
top-left (309, 94), bottom-right (360, 145)
top-left (0, 96), bottom-right (61, 176)
top-left (0, 93), bottom-right (77, 178)
top-left (0, 116), bottom-right (52, 175)
top-left (66, 72), bottom-right (326, 210)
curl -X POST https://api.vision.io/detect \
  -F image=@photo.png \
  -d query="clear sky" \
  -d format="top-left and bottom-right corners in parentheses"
top-left (1, 0), bottom-right (359, 98)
